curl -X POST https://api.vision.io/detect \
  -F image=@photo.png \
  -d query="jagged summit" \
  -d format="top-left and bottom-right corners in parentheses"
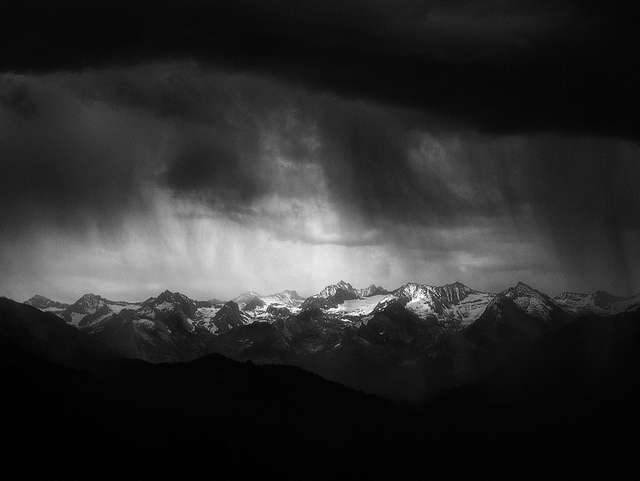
top-left (393, 281), bottom-right (474, 300)
top-left (440, 281), bottom-right (474, 298)
top-left (18, 281), bottom-right (636, 344)
top-left (321, 281), bottom-right (389, 299)
top-left (145, 290), bottom-right (197, 317)
top-left (74, 293), bottom-right (109, 310)
top-left (500, 282), bottom-right (568, 325)
top-left (80, 293), bottom-right (105, 300)
top-left (232, 290), bottom-right (305, 314)
top-left (319, 280), bottom-right (356, 299)
top-left (502, 282), bottom-right (552, 301)
top-left (304, 280), bottom-right (390, 310)
top-left (154, 289), bottom-right (189, 302)
top-left (390, 281), bottom-right (493, 329)
top-left (300, 281), bottom-right (358, 310)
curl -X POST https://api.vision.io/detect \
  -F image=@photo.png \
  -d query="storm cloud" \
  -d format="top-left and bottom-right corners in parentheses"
top-left (0, 74), bottom-right (160, 238)
top-left (1, 0), bottom-right (638, 138)
top-left (0, 2), bottom-right (638, 300)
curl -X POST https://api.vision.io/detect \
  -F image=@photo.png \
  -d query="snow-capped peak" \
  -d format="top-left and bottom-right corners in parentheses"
top-left (438, 282), bottom-right (474, 303)
top-left (316, 281), bottom-right (388, 300)
top-left (232, 291), bottom-right (263, 305)
top-left (553, 290), bottom-right (640, 317)
top-left (500, 282), bottom-right (567, 323)
top-left (393, 282), bottom-right (435, 301)
top-left (267, 290), bottom-right (305, 305)
top-left (230, 290), bottom-right (305, 317)
top-left (319, 281), bottom-right (356, 299)
top-left (145, 290), bottom-right (196, 315)
top-left (389, 281), bottom-right (493, 329)
top-left (75, 293), bottom-right (108, 312)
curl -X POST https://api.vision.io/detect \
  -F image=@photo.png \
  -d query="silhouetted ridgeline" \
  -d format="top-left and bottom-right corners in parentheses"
top-left (1, 297), bottom-right (639, 478)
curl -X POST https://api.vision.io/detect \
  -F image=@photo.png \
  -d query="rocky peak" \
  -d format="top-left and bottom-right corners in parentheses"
top-left (503, 282), bottom-right (544, 300)
top-left (393, 283), bottom-right (432, 300)
top-left (358, 284), bottom-right (389, 298)
top-left (438, 282), bottom-right (473, 302)
top-left (319, 281), bottom-right (357, 301)
top-left (25, 294), bottom-right (68, 310)
top-left (75, 293), bottom-right (107, 310)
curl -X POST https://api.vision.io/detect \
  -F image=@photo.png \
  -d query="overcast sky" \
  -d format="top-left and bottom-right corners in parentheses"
top-left (1, 1), bottom-right (638, 302)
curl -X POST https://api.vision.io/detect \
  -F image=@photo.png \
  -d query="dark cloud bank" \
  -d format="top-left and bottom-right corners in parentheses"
top-left (2, 0), bottom-right (638, 138)
top-left (1, 1), bottom-right (639, 296)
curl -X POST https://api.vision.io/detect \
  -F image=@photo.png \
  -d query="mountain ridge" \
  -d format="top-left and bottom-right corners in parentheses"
top-left (21, 281), bottom-right (640, 316)
top-left (4, 282), bottom-right (640, 403)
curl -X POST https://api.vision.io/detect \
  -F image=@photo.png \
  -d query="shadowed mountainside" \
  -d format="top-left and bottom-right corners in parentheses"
top-left (1, 297), bottom-right (639, 478)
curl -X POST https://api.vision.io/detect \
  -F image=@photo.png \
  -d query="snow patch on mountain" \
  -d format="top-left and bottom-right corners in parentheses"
top-left (134, 319), bottom-right (155, 329)
top-left (260, 290), bottom-right (305, 308)
top-left (69, 312), bottom-right (87, 327)
top-left (390, 282), bottom-right (494, 329)
top-left (326, 295), bottom-right (390, 317)
top-left (501, 282), bottom-right (566, 323)
top-left (232, 291), bottom-right (263, 310)
top-left (197, 306), bottom-right (222, 319)
top-left (554, 290), bottom-right (640, 317)
top-left (232, 289), bottom-right (305, 320)
top-left (154, 301), bottom-right (174, 311)
top-left (107, 302), bottom-right (141, 313)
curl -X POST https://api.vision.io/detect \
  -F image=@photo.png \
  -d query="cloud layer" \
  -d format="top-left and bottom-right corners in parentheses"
top-left (2, 1), bottom-right (638, 138)
top-left (1, 3), bottom-right (638, 300)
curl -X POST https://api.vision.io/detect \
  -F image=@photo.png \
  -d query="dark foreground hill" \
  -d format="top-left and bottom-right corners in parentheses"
top-left (0, 297), bottom-right (117, 368)
top-left (1, 298), bottom-right (639, 479)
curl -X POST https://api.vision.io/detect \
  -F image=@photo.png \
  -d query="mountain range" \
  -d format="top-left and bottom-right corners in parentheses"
top-left (2, 278), bottom-right (640, 478)
top-left (13, 280), bottom-right (639, 400)
top-left (2, 279), bottom-right (640, 477)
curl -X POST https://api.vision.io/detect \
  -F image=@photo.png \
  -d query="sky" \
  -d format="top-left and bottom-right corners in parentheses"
top-left (1, 0), bottom-right (639, 302)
